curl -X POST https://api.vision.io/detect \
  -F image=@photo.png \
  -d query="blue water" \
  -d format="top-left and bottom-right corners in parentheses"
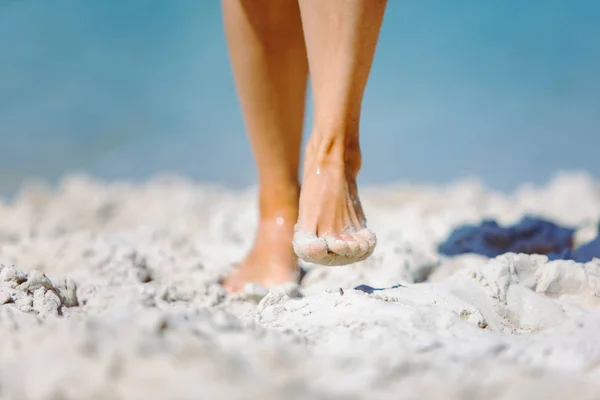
top-left (1, 1), bottom-right (599, 194)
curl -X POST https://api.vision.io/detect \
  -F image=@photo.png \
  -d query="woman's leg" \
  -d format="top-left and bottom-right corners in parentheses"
top-left (221, 0), bottom-right (308, 291)
top-left (293, 0), bottom-right (387, 265)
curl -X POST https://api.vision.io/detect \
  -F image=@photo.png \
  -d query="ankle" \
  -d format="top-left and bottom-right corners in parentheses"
top-left (258, 182), bottom-right (300, 221)
top-left (306, 128), bottom-right (362, 176)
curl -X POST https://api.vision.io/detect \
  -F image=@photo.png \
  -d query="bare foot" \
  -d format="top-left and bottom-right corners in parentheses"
top-left (223, 212), bottom-right (299, 293)
top-left (293, 136), bottom-right (377, 266)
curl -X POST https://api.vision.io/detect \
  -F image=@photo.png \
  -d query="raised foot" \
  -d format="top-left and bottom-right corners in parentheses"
top-left (293, 227), bottom-right (377, 266)
top-left (292, 133), bottom-right (377, 266)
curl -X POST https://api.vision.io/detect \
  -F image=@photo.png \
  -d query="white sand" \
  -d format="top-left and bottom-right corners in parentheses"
top-left (1, 171), bottom-right (600, 400)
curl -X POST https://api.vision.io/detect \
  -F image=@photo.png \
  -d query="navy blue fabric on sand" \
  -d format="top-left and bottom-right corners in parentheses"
top-left (438, 216), bottom-right (600, 262)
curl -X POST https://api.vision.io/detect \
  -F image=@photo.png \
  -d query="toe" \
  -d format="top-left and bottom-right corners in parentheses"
top-left (293, 231), bottom-right (328, 261)
top-left (352, 232), bottom-right (370, 256)
top-left (361, 229), bottom-right (377, 248)
top-left (324, 234), bottom-right (353, 256)
top-left (339, 232), bottom-right (361, 255)
top-left (352, 229), bottom-right (377, 258)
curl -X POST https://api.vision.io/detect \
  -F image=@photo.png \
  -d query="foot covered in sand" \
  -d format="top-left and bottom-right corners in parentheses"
top-left (293, 137), bottom-right (377, 266)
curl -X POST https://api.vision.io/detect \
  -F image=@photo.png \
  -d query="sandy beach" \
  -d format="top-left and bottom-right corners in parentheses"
top-left (1, 171), bottom-right (599, 400)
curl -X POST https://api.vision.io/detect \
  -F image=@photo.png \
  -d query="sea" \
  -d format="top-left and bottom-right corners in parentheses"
top-left (1, 0), bottom-right (599, 195)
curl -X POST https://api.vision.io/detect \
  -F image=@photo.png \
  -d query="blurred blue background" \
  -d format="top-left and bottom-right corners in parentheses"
top-left (1, 0), bottom-right (599, 195)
